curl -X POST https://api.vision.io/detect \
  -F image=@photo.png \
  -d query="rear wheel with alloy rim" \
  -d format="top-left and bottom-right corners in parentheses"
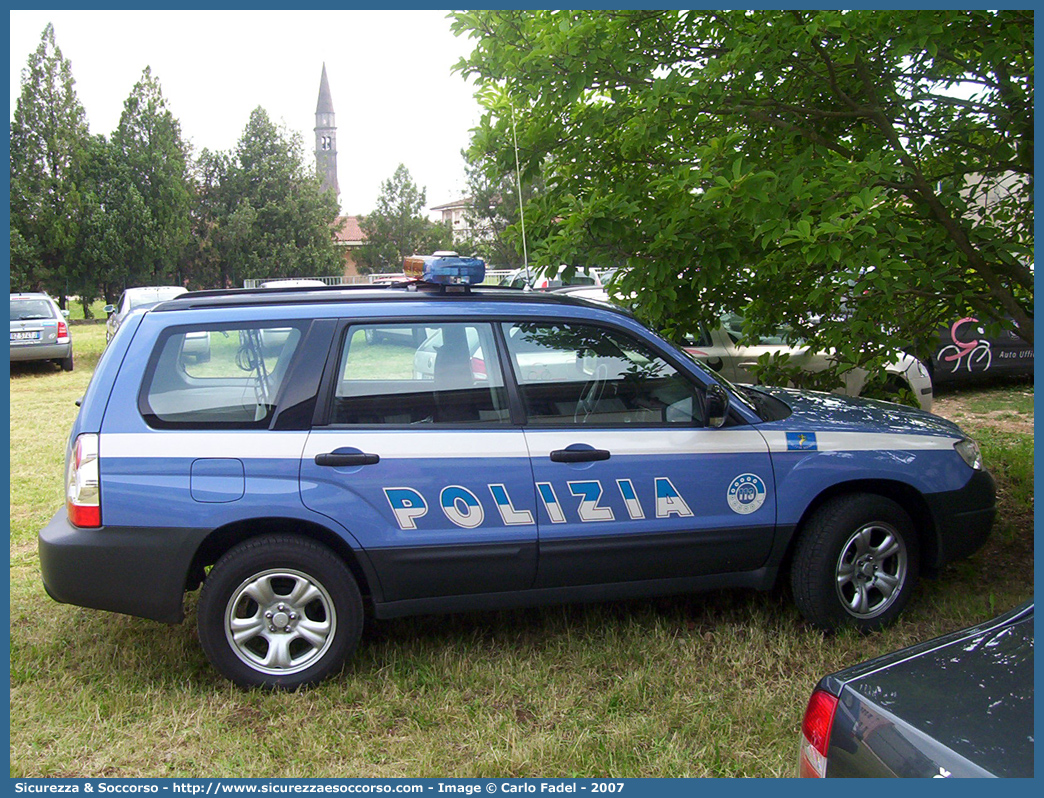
top-left (791, 494), bottom-right (919, 632)
top-left (198, 535), bottom-right (363, 689)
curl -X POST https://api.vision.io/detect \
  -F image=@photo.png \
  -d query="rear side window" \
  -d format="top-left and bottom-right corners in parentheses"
top-left (141, 325), bottom-right (303, 428)
top-left (330, 322), bottom-right (510, 425)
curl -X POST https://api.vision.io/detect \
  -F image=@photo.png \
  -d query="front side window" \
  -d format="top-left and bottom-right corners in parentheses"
top-left (142, 324), bottom-right (302, 427)
top-left (721, 312), bottom-right (803, 346)
top-left (501, 322), bottom-right (705, 426)
top-left (331, 322), bottom-right (509, 425)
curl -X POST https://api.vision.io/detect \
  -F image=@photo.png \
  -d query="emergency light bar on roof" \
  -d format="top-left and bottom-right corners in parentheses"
top-left (403, 253), bottom-right (485, 285)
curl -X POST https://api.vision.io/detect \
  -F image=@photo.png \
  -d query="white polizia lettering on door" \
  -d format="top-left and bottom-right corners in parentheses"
top-left (382, 477), bottom-right (704, 530)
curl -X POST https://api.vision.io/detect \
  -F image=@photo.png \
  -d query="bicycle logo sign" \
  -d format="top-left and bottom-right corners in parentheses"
top-left (938, 317), bottom-right (992, 374)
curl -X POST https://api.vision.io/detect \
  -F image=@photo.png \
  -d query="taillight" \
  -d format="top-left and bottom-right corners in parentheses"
top-left (799, 688), bottom-right (838, 778)
top-left (56, 320), bottom-right (69, 341)
top-left (66, 433), bottom-right (101, 528)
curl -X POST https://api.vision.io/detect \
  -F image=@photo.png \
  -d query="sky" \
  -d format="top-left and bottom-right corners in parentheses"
top-left (9, 9), bottom-right (484, 217)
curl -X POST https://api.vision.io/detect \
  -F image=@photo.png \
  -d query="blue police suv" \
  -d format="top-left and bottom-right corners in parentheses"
top-left (39, 256), bottom-right (995, 689)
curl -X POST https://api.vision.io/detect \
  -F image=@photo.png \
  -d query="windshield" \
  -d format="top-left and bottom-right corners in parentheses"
top-left (10, 299), bottom-right (56, 321)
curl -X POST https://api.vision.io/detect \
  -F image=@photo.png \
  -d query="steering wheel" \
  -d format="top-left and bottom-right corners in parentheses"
top-left (574, 363), bottom-right (609, 423)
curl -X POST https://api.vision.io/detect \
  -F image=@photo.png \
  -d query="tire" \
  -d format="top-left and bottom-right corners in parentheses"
top-left (790, 494), bottom-right (919, 632)
top-left (197, 535), bottom-right (363, 689)
top-left (60, 353), bottom-right (74, 372)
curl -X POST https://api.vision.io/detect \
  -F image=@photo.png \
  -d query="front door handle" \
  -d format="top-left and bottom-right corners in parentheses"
top-left (315, 450), bottom-right (380, 467)
top-left (550, 448), bottom-right (611, 463)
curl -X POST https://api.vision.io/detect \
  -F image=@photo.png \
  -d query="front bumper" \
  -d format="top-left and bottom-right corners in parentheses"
top-left (923, 469), bottom-right (996, 570)
top-left (38, 509), bottom-right (207, 623)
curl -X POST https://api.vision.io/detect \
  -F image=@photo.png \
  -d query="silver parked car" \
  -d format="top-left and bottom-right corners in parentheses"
top-left (105, 286), bottom-right (209, 361)
top-left (10, 293), bottom-right (73, 371)
top-left (564, 288), bottom-right (934, 411)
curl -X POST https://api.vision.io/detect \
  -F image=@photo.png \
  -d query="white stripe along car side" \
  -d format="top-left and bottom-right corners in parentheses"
top-left (101, 428), bottom-right (962, 461)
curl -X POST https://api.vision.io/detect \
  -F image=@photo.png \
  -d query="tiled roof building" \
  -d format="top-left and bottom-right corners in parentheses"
top-left (332, 215), bottom-right (365, 276)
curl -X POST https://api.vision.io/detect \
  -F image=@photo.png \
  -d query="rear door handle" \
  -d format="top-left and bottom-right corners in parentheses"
top-left (550, 448), bottom-right (611, 463)
top-left (315, 450), bottom-right (380, 467)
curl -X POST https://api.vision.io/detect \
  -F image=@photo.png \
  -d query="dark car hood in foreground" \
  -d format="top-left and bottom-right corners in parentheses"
top-left (751, 385), bottom-right (964, 437)
top-left (821, 602), bottom-right (1034, 778)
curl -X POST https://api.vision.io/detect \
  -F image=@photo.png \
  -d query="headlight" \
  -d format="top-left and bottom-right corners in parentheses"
top-left (955, 438), bottom-right (983, 470)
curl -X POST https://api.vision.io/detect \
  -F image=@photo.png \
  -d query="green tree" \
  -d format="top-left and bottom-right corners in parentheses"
top-left (455, 151), bottom-right (544, 270)
top-left (9, 23), bottom-right (89, 301)
top-left (108, 67), bottom-right (193, 291)
top-left (184, 147), bottom-right (232, 289)
top-left (186, 108), bottom-right (342, 288)
top-left (453, 10), bottom-right (1033, 385)
top-left (73, 135), bottom-right (130, 312)
top-left (357, 164), bottom-right (453, 273)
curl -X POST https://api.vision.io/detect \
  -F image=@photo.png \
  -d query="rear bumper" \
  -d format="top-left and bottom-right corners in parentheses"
top-left (10, 342), bottom-right (71, 362)
top-left (924, 469), bottom-right (996, 569)
top-left (38, 509), bottom-right (207, 623)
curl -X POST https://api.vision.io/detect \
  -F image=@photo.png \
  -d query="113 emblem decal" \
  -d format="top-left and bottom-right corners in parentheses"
top-left (726, 473), bottom-right (768, 515)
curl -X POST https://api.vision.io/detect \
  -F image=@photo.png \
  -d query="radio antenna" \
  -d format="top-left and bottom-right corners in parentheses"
top-left (509, 101), bottom-right (529, 269)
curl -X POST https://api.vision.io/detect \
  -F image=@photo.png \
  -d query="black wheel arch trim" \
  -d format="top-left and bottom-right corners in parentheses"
top-left (187, 515), bottom-right (384, 604)
top-left (775, 473), bottom-right (995, 578)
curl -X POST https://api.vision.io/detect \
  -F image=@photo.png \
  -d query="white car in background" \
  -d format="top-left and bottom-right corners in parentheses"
top-left (564, 287), bottom-right (934, 411)
top-left (501, 265), bottom-right (606, 291)
top-left (259, 279), bottom-right (328, 288)
top-left (105, 286), bottom-right (210, 362)
top-left (105, 286), bottom-right (188, 342)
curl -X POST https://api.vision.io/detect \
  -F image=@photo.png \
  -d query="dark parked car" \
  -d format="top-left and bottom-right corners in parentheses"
top-left (931, 316), bottom-right (1033, 385)
top-left (10, 292), bottom-right (73, 371)
top-left (799, 601), bottom-right (1034, 778)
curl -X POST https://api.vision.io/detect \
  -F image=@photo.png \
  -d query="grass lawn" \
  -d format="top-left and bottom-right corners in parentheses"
top-left (9, 331), bottom-right (1033, 777)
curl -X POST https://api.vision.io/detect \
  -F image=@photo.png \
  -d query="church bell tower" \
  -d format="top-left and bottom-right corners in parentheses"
top-left (314, 64), bottom-right (339, 197)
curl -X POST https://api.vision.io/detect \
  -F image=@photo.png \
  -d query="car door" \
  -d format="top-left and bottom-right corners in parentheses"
top-left (500, 319), bottom-right (776, 589)
top-left (300, 320), bottom-right (539, 604)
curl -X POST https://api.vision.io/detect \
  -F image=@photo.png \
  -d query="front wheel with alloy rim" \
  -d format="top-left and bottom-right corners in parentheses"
top-left (790, 494), bottom-right (920, 632)
top-left (198, 535), bottom-right (363, 689)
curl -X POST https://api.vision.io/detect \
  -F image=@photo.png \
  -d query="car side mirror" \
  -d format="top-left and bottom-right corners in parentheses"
top-left (61, 309), bottom-right (70, 318)
top-left (103, 305), bottom-right (115, 314)
top-left (706, 384), bottom-right (729, 428)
